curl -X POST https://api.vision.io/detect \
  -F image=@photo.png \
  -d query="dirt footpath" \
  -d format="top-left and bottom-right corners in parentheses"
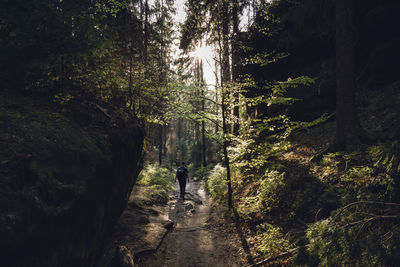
top-left (136, 181), bottom-right (242, 267)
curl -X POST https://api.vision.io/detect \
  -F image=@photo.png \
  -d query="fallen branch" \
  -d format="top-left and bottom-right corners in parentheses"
top-left (344, 215), bottom-right (400, 227)
top-left (334, 201), bottom-right (400, 220)
top-left (248, 246), bottom-right (307, 267)
top-left (96, 104), bottom-right (112, 119)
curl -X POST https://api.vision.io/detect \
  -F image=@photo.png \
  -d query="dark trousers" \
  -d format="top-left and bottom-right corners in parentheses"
top-left (178, 178), bottom-right (187, 199)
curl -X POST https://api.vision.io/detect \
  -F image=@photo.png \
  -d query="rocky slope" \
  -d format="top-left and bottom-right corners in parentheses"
top-left (0, 94), bottom-right (143, 267)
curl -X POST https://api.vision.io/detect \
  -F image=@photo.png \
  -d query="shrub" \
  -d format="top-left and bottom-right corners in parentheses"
top-left (257, 223), bottom-right (294, 258)
top-left (149, 185), bottom-right (170, 204)
top-left (192, 164), bottom-right (214, 181)
top-left (137, 163), bottom-right (174, 189)
top-left (206, 164), bottom-right (227, 200)
top-left (237, 170), bottom-right (287, 219)
top-left (137, 163), bottom-right (174, 204)
top-left (237, 196), bottom-right (260, 220)
top-left (258, 170), bottom-right (286, 211)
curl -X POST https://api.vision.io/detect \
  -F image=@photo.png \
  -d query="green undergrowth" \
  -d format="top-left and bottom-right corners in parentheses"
top-left (302, 142), bottom-right (400, 266)
top-left (206, 120), bottom-right (400, 265)
top-left (189, 164), bottom-right (214, 181)
top-left (257, 223), bottom-right (295, 261)
top-left (203, 85), bottom-right (400, 265)
top-left (136, 163), bottom-right (174, 205)
top-left (205, 164), bottom-right (227, 201)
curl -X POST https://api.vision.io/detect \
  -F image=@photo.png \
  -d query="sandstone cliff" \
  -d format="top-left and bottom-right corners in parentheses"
top-left (0, 95), bottom-right (143, 267)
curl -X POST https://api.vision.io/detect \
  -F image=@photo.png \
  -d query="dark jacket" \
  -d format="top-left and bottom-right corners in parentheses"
top-left (176, 166), bottom-right (188, 180)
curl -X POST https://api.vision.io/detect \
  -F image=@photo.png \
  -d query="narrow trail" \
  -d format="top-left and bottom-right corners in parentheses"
top-left (136, 181), bottom-right (241, 267)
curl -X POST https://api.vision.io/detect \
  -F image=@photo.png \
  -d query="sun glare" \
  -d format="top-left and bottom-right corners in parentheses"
top-left (190, 44), bottom-right (216, 87)
top-left (191, 44), bottom-right (213, 61)
top-left (171, 0), bottom-right (216, 87)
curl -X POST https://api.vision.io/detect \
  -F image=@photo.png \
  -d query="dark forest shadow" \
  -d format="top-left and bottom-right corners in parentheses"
top-left (232, 208), bottom-right (255, 265)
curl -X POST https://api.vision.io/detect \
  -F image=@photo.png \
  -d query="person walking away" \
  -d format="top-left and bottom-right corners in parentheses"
top-left (175, 162), bottom-right (190, 200)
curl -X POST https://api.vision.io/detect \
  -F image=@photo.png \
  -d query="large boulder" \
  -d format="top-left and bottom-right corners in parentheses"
top-left (0, 95), bottom-right (143, 267)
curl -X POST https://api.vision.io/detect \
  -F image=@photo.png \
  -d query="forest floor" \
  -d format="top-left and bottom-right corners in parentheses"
top-left (98, 181), bottom-right (246, 267)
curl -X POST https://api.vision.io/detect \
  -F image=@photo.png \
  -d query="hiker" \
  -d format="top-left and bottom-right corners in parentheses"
top-left (175, 161), bottom-right (190, 200)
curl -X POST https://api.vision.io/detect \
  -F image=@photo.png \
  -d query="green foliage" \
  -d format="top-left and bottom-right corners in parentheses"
top-left (244, 51), bottom-right (289, 67)
top-left (290, 112), bottom-right (335, 132)
top-left (179, 0), bottom-right (206, 50)
top-left (272, 76), bottom-right (316, 96)
top-left (303, 143), bottom-right (400, 265)
top-left (0, 0), bottom-right (178, 139)
top-left (345, 166), bottom-right (374, 181)
top-left (205, 164), bottom-right (227, 201)
top-left (192, 164), bottom-right (214, 181)
top-left (237, 170), bottom-right (285, 219)
top-left (305, 204), bottom-right (400, 266)
top-left (316, 145), bottom-right (399, 202)
top-left (237, 196), bottom-right (259, 220)
top-left (137, 163), bottom-right (174, 192)
top-left (0, 0), bottom-right (122, 89)
top-left (244, 76), bottom-right (317, 141)
top-left (248, 76), bottom-right (315, 107)
top-left (368, 142), bottom-right (400, 176)
top-left (257, 223), bottom-right (294, 258)
top-left (137, 163), bottom-right (175, 204)
top-left (306, 219), bottom-right (340, 266)
top-left (148, 185), bottom-right (170, 205)
top-left (234, 139), bottom-right (290, 180)
top-left (258, 170), bottom-right (286, 211)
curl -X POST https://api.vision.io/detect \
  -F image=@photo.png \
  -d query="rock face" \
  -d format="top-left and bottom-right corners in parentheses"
top-left (97, 185), bottom-right (174, 267)
top-left (0, 96), bottom-right (144, 267)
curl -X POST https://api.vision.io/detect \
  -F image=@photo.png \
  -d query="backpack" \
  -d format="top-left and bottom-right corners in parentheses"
top-left (177, 167), bottom-right (187, 179)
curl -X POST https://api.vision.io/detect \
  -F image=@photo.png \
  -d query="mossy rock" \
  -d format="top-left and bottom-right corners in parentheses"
top-left (0, 95), bottom-right (143, 267)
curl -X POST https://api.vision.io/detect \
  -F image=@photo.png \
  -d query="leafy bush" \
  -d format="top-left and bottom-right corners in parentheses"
top-left (137, 163), bottom-right (174, 189)
top-left (258, 170), bottom-right (286, 211)
top-left (205, 164), bottom-right (227, 200)
top-left (237, 170), bottom-right (286, 219)
top-left (237, 196), bottom-right (260, 220)
top-left (257, 223), bottom-right (294, 258)
top-left (137, 163), bottom-right (174, 204)
top-left (233, 139), bottom-right (289, 182)
top-left (149, 185), bottom-right (170, 204)
top-left (192, 164), bottom-right (214, 181)
top-left (187, 162), bottom-right (195, 172)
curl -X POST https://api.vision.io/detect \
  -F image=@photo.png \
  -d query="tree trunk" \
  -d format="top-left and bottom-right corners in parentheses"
top-left (163, 124), bottom-right (167, 157)
top-left (222, 90), bottom-right (233, 210)
top-left (178, 118), bottom-right (182, 143)
top-left (60, 54), bottom-right (65, 92)
top-left (144, 0), bottom-right (149, 65)
top-left (200, 60), bottom-right (206, 167)
top-left (128, 50), bottom-right (133, 109)
top-left (335, 0), bottom-right (359, 150)
top-left (232, 0), bottom-right (240, 135)
top-left (202, 120), bottom-right (206, 167)
top-left (159, 124), bottom-right (163, 165)
top-left (202, 86), bottom-right (206, 167)
top-left (221, 0), bottom-right (233, 210)
top-left (215, 60), bottom-right (220, 134)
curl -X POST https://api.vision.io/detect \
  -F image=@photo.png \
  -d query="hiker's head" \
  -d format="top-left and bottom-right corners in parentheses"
top-left (180, 161), bottom-right (185, 166)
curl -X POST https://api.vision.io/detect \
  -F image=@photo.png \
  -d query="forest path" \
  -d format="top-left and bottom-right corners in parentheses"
top-left (136, 181), bottom-right (241, 267)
